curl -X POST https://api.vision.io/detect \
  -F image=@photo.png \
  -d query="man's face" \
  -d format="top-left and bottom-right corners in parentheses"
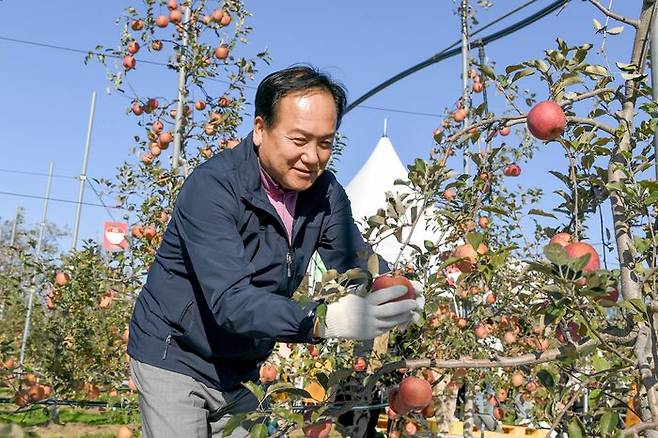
top-left (253, 89), bottom-right (337, 192)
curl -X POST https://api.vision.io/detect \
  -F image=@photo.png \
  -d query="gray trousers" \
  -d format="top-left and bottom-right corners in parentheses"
top-left (130, 358), bottom-right (259, 438)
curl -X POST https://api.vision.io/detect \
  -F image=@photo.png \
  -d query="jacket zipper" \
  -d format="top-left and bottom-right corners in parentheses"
top-left (162, 332), bottom-right (172, 360)
top-left (286, 250), bottom-right (293, 278)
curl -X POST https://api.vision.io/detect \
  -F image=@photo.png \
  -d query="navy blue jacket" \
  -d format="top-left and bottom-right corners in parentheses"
top-left (128, 133), bottom-right (388, 390)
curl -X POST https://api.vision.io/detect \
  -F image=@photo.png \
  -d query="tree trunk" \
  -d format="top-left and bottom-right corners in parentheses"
top-left (609, 1), bottom-right (658, 433)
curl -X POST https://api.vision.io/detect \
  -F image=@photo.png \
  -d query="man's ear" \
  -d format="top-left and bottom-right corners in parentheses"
top-left (253, 116), bottom-right (265, 147)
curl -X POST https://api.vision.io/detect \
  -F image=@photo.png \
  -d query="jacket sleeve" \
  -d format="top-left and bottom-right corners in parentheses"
top-left (316, 178), bottom-right (390, 275)
top-left (173, 166), bottom-right (318, 342)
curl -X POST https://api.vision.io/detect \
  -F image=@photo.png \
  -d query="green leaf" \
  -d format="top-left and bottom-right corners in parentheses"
top-left (275, 387), bottom-right (313, 399)
top-left (481, 205), bottom-right (508, 215)
top-left (584, 65), bottom-right (609, 77)
top-left (599, 411), bottom-right (619, 435)
top-left (480, 64), bottom-right (496, 80)
top-left (536, 369), bottom-right (555, 389)
top-left (592, 18), bottom-right (602, 31)
top-left (592, 355), bottom-right (612, 372)
top-left (367, 215), bottom-right (386, 226)
top-left (250, 423), bottom-right (268, 438)
top-left (535, 59), bottom-right (550, 74)
top-left (511, 68), bottom-right (535, 83)
top-left (465, 232), bottom-right (484, 251)
top-left (621, 72), bottom-right (645, 81)
top-left (569, 253), bottom-right (592, 273)
top-left (327, 368), bottom-right (354, 388)
top-left (321, 270), bottom-right (338, 284)
top-left (544, 304), bottom-right (565, 326)
top-left (223, 414), bottom-right (247, 437)
top-left (345, 268), bottom-right (369, 281)
top-left (543, 243), bottom-right (570, 266)
top-left (505, 63), bottom-right (526, 74)
top-left (315, 372), bottom-right (329, 390)
top-left (526, 260), bottom-right (556, 276)
top-left (567, 418), bottom-right (585, 438)
top-left (528, 208), bottom-right (558, 219)
top-left (368, 254), bottom-right (380, 277)
top-left (242, 381), bottom-right (265, 401)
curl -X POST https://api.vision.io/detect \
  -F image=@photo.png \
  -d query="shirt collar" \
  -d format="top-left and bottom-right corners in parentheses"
top-left (258, 161), bottom-right (296, 197)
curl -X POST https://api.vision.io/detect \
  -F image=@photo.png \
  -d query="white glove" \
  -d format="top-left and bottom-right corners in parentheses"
top-left (318, 285), bottom-right (418, 340)
top-left (409, 280), bottom-right (425, 325)
top-left (398, 280), bottom-right (426, 332)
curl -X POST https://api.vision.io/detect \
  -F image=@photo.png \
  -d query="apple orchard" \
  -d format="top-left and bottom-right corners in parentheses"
top-left (2, 1), bottom-right (658, 437)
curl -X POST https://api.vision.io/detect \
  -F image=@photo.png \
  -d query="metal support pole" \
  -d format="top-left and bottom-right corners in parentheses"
top-left (461, 0), bottom-right (471, 175)
top-left (651, 14), bottom-right (658, 180)
top-left (172, 5), bottom-right (192, 171)
top-left (18, 162), bottom-right (54, 369)
top-left (9, 206), bottom-right (19, 247)
top-left (71, 91), bottom-right (96, 250)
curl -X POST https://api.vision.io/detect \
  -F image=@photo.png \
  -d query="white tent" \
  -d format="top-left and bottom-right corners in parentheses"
top-left (345, 126), bottom-right (439, 265)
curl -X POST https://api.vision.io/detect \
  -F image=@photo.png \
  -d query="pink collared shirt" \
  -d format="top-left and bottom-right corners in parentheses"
top-left (259, 165), bottom-right (298, 245)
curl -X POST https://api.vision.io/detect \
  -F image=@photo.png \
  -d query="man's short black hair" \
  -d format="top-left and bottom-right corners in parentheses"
top-left (255, 65), bottom-right (347, 129)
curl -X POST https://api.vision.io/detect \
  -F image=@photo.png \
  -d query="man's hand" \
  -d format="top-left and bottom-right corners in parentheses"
top-left (317, 285), bottom-right (418, 340)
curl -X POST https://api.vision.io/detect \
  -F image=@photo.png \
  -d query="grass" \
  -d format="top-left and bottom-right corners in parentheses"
top-left (0, 405), bottom-right (139, 427)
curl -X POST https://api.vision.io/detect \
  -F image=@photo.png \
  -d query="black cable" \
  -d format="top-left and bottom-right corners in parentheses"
top-left (0, 168), bottom-right (77, 180)
top-left (0, 190), bottom-right (127, 210)
top-left (86, 179), bottom-right (118, 221)
top-left (354, 105), bottom-right (442, 118)
top-left (1, 36), bottom-right (446, 119)
top-left (345, 0), bottom-right (569, 114)
top-left (0, 35), bottom-right (254, 89)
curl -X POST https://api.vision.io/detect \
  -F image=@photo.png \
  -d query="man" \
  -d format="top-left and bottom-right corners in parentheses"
top-left (127, 65), bottom-right (421, 438)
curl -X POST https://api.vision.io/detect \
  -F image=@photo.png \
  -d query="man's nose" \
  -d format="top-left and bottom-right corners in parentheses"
top-left (301, 143), bottom-right (320, 168)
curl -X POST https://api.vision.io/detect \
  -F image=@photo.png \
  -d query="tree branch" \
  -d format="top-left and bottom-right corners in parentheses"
top-left (403, 339), bottom-right (600, 370)
top-left (448, 115), bottom-right (526, 143)
top-left (562, 88), bottom-right (617, 105)
top-left (547, 387), bottom-right (586, 437)
top-left (566, 116), bottom-right (617, 136)
top-left (588, 0), bottom-right (640, 27)
top-left (622, 420), bottom-right (658, 437)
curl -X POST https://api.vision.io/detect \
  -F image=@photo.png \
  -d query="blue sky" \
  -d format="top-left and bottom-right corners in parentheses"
top-left (0, 1), bottom-right (640, 265)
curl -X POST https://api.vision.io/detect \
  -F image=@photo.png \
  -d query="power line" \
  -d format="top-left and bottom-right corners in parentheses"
top-left (0, 35), bottom-right (255, 89)
top-left (354, 105), bottom-right (442, 118)
top-left (345, 0), bottom-right (568, 113)
top-left (86, 179), bottom-right (118, 221)
top-left (0, 168), bottom-right (77, 180)
top-left (0, 190), bottom-right (127, 210)
top-left (1, 35), bottom-right (452, 119)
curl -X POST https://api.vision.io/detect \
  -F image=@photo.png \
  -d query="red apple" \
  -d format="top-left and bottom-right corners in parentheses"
top-left (503, 163), bottom-right (521, 177)
top-left (527, 100), bottom-right (566, 140)
top-left (353, 357), bottom-right (367, 372)
top-left (259, 364), bottom-right (278, 383)
top-left (155, 15), bottom-right (169, 27)
top-left (549, 232), bottom-right (573, 247)
top-left (303, 421), bottom-right (332, 438)
top-left (372, 274), bottom-right (415, 301)
top-left (397, 376), bottom-right (432, 410)
top-left (453, 108), bottom-right (467, 122)
top-left (565, 242), bottom-right (600, 273)
top-left (451, 243), bottom-right (488, 273)
top-left (556, 321), bottom-right (581, 343)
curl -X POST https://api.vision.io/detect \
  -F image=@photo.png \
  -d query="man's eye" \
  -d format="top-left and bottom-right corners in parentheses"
top-left (320, 141), bottom-right (334, 149)
top-left (293, 138), bottom-right (306, 145)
